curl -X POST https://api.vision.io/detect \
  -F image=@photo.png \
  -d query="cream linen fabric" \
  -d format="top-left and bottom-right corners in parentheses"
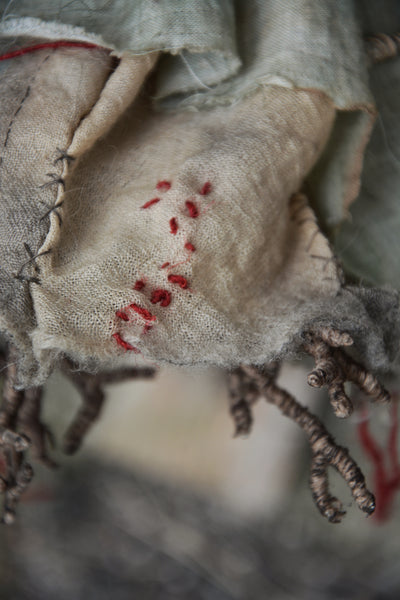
top-left (0, 43), bottom-right (116, 383)
top-left (31, 79), bottom-right (338, 373)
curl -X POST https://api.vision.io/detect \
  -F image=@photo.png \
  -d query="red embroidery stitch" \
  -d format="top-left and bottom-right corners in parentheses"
top-left (161, 262), bottom-right (170, 269)
top-left (169, 218), bottom-right (178, 235)
top-left (200, 181), bottom-right (212, 195)
top-left (0, 41), bottom-right (106, 62)
top-left (141, 198), bottom-right (160, 209)
top-left (167, 274), bottom-right (188, 289)
top-left (112, 333), bottom-right (139, 353)
top-left (129, 303), bottom-right (156, 321)
top-left (134, 280), bottom-right (145, 291)
top-left (184, 242), bottom-right (196, 252)
top-left (143, 323), bottom-right (153, 334)
top-left (115, 310), bottom-right (129, 321)
top-left (156, 180), bottom-right (171, 192)
top-left (151, 289), bottom-right (172, 307)
top-left (358, 402), bottom-right (400, 522)
top-left (185, 200), bottom-right (199, 218)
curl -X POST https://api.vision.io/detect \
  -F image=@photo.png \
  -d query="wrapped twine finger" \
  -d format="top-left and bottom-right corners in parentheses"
top-left (262, 380), bottom-right (375, 521)
top-left (327, 379), bottom-right (354, 418)
top-left (303, 327), bottom-right (389, 418)
top-left (63, 378), bottom-right (105, 455)
top-left (310, 453), bottom-right (346, 523)
top-left (335, 350), bottom-right (390, 404)
top-left (63, 361), bottom-right (156, 454)
top-left (366, 32), bottom-right (400, 64)
top-left (0, 348), bottom-right (24, 428)
top-left (235, 364), bottom-right (375, 522)
top-left (17, 387), bottom-right (57, 468)
top-left (227, 367), bottom-right (258, 436)
top-left (3, 462), bottom-right (34, 525)
top-left (228, 366), bottom-right (262, 436)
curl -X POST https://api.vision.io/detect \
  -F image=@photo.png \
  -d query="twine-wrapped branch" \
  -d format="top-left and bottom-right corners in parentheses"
top-left (0, 345), bottom-right (155, 523)
top-left (228, 327), bottom-right (390, 523)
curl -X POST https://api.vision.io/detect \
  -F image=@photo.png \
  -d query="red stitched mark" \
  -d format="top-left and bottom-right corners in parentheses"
top-left (358, 402), bottom-right (400, 522)
top-left (151, 289), bottom-right (172, 307)
top-left (200, 181), bottom-right (212, 195)
top-left (143, 323), bottom-right (153, 334)
top-left (169, 218), bottom-right (178, 235)
top-left (185, 200), bottom-right (199, 218)
top-left (134, 280), bottom-right (145, 291)
top-left (168, 274), bottom-right (188, 289)
top-left (184, 242), bottom-right (196, 252)
top-left (0, 41), bottom-right (106, 62)
top-left (156, 180), bottom-right (171, 192)
top-left (112, 333), bottom-right (139, 353)
top-left (129, 303), bottom-right (156, 321)
top-left (115, 310), bottom-right (129, 321)
top-left (141, 198), bottom-right (160, 209)
top-left (161, 262), bottom-right (170, 269)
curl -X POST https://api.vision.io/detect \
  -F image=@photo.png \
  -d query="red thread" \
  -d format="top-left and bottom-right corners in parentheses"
top-left (115, 310), bottom-right (129, 321)
top-left (156, 180), bottom-right (171, 192)
top-left (134, 280), bottom-right (145, 291)
top-left (151, 289), bottom-right (172, 307)
top-left (200, 181), bottom-right (212, 195)
top-left (167, 274), bottom-right (188, 289)
top-left (161, 262), bottom-right (170, 269)
top-left (141, 198), bottom-right (160, 209)
top-left (112, 333), bottom-right (139, 353)
top-left (169, 218), bottom-right (178, 235)
top-left (358, 402), bottom-right (400, 522)
top-left (184, 242), bottom-right (196, 252)
top-left (129, 303), bottom-right (156, 321)
top-left (0, 41), bottom-right (106, 62)
top-left (185, 200), bottom-right (199, 218)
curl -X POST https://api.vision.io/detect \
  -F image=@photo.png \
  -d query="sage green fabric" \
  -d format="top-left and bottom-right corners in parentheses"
top-left (334, 0), bottom-right (400, 287)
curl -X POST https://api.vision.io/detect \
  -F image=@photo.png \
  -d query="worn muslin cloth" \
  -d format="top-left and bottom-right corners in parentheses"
top-left (0, 0), bottom-right (399, 386)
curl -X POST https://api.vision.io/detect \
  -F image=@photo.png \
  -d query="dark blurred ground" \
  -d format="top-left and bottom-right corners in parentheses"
top-left (0, 454), bottom-right (399, 599)
top-left (0, 366), bottom-right (399, 600)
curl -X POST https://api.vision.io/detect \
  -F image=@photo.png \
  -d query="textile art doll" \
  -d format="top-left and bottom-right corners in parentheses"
top-left (0, 1), bottom-right (399, 523)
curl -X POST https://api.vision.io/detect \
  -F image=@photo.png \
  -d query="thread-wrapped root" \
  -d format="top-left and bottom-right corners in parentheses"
top-left (62, 361), bottom-right (155, 454)
top-left (0, 347), bottom-right (156, 523)
top-left (17, 387), bottom-right (56, 468)
top-left (0, 347), bottom-right (42, 522)
top-left (227, 367), bottom-right (257, 436)
top-left (366, 32), bottom-right (400, 64)
top-left (228, 364), bottom-right (376, 523)
top-left (304, 327), bottom-right (390, 419)
top-left (2, 462), bottom-right (34, 525)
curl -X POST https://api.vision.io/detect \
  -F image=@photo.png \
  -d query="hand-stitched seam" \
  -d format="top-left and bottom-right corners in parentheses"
top-left (39, 173), bottom-right (66, 191)
top-left (39, 201), bottom-right (64, 226)
top-left (113, 180), bottom-right (212, 353)
top-left (3, 85), bottom-right (31, 149)
top-left (134, 280), bottom-right (146, 291)
top-left (15, 244), bottom-right (51, 281)
top-left (53, 148), bottom-right (75, 166)
top-left (141, 197), bottom-right (160, 209)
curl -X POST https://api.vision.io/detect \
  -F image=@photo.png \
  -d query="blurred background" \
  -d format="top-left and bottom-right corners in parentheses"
top-left (0, 361), bottom-right (399, 599)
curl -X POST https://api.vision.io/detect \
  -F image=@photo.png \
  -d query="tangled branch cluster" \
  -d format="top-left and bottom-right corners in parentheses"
top-left (228, 327), bottom-right (390, 523)
top-left (0, 346), bottom-right (154, 524)
top-left (0, 325), bottom-right (391, 524)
